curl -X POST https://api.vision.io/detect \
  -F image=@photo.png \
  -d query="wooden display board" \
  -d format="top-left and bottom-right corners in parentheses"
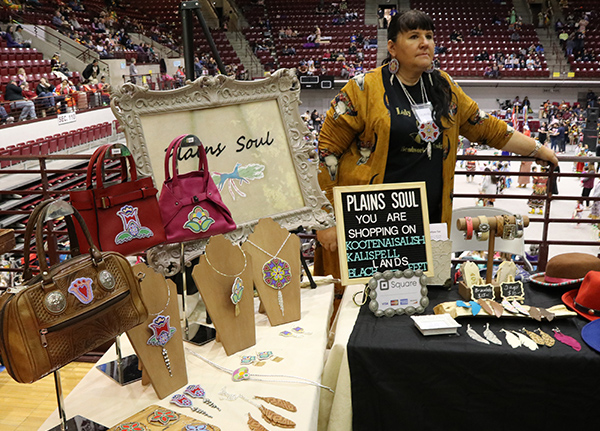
top-left (107, 404), bottom-right (220, 430)
top-left (333, 182), bottom-right (434, 285)
top-left (242, 217), bottom-right (301, 326)
top-left (126, 263), bottom-right (188, 399)
top-left (192, 235), bottom-right (256, 355)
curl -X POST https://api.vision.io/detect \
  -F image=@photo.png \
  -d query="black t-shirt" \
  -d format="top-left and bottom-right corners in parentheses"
top-left (382, 68), bottom-right (444, 223)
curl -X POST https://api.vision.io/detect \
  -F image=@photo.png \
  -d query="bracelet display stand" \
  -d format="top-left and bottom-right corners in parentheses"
top-left (47, 370), bottom-right (108, 431)
top-left (456, 214), bottom-right (530, 284)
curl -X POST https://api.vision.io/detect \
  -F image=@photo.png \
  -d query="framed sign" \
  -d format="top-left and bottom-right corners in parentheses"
top-left (333, 182), bottom-right (434, 285)
top-left (367, 270), bottom-right (429, 317)
top-left (109, 69), bottom-right (334, 274)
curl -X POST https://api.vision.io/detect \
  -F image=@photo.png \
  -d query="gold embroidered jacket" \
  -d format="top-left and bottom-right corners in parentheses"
top-left (317, 65), bottom-right (515, 230)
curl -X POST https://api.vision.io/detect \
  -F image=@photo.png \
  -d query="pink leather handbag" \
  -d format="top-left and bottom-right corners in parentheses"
top-left (158, 134), bottom-right (236, 243)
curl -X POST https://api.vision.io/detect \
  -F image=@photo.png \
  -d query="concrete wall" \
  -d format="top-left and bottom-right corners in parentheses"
top-left (0, 107), bottom-right (116, 147)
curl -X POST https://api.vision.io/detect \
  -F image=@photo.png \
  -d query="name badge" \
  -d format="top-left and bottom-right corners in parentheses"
top-left (412, 102), bottom-right (434, 124)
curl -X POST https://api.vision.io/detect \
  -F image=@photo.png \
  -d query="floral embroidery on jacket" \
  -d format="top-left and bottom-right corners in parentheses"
top-left (356, 133), bottom-right (378, 165)
top-left (332, 91), bottom-right (358, 120)
top-left (468, 109), bottom-right (489, 126)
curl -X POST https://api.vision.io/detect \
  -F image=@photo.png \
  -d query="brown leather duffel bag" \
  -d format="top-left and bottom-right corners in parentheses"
top-left (0, 199), bottom-right (148, 383)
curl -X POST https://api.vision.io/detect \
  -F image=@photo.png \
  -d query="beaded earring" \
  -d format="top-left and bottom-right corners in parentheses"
top-left (388, 57), bottom-right (399, 74)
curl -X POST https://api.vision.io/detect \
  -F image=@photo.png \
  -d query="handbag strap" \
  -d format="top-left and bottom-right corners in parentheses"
top-left (163, 134), bottom-right (188, 182)
top-left (94, 144), bottom-right (137, 190)
top-left (166, 134), bottom-right (210, 191)
top-left (34, 202), bottom-right (103, 285)
top-left (22, 200), bottom-right (82, 281)
top-left (86, 144), bottom-right (133, 190)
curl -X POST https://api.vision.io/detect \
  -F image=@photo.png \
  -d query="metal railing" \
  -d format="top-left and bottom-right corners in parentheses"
top-left (456, 153), bottom-right (600, 271)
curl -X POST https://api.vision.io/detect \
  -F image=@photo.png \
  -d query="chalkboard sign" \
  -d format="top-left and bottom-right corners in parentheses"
top-left (470, 284), bottom-right (495, 300)
top-left (500, 280), bottom-right (525, 300)
top-left (333, 182), bottom-right (434, 285)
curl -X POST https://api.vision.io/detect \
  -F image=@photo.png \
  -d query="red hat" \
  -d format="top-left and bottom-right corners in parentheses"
top-left (562, 270), bottom-right (600, 321)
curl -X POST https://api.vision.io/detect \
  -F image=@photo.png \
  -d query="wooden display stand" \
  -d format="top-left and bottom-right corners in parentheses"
top-left (242, 217), bottom-right (301, 326)
top-left (192, 235), bottom-right (256, 356)
top-left (126, 263), bottom-right (188, 399)
top-left (456, 215), bottom-right (529, 284)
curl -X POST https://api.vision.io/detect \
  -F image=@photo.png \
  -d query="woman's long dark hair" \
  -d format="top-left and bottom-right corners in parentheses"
top-left (382, 10), bottom-right (454, 125)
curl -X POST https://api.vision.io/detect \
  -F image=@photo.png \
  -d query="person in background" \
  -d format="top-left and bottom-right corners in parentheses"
top-left (16, 67), bottom-right (28, 86)
top-left (82, 59), bottom-right (100, 85)
top-left (314, 10), bottom-right (557, 306)
top-left (528, 166), bottom-right (548, 214)
top-left (4, 78), bottom-right (36, 121)
top-left (129, 58), bottom-right (138, 84)
top-left (13, 25), bottom-right (31, 48)
top-left (581, 165), bottom-right (595, 208)
top-left (36, 77), bottom-right (58, 114)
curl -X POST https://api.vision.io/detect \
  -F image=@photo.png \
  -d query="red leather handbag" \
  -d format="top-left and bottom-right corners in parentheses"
top-left (159, 134), bottom-right (236, 243)
top-left (69, 143), bottom-right (166, 255)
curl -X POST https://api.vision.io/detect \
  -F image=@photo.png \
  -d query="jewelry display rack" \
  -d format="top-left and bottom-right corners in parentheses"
top-left (455, 214), bottom-right (530, 283)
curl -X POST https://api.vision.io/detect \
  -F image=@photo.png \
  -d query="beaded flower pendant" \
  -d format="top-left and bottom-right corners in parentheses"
top-left (262, 257), bottom-right (292, 315)
top-left (230, 277), bottom-right (244, 317)
top-left (147, 315), bottom-right (176, 376)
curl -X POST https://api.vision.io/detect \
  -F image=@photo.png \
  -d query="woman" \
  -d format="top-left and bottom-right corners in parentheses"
top-left (314, 10), bottom-right (557, 291)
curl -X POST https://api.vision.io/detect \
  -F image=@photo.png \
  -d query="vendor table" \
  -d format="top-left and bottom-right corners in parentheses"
top-left (321, 283), bottom-right (600, 431)
top-left (40, 284), bottom-right (334, 431)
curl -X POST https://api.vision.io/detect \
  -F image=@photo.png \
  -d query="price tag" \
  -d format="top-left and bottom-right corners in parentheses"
top-left (470, 283), bottom-right (495, 300)
top-left (500, 280), bottom-right (524, 300)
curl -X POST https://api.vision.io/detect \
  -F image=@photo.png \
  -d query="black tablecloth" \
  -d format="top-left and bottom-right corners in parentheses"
top-left (347, 282), bottom-right (600, 431)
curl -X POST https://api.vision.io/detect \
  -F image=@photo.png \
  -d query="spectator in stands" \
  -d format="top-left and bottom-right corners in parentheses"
top-left (565, 35), bottom-right (575, 57)
top-left (510, 31), bottom-right (520, 42)
top-left (70, 15), bottom-right (83, 31)
top-left (282, 45), bottom-right (295, 56)
top-left (356, 49), bottom-right (364, 62)
top-left (97, 76), bottom-right (111, 105)
top-left (36, 77), bottom-right (58, 114)
top-left (51, 53), bottom-right (72, 80)
top-left (322, 50), bottom-right (331, 61)
top-left (4, 78), bottom-right (36, 121)
top-left (0, 105), bottom-right (14, 124)
top-left (558, 29), bottom-right (569, 47)
top-left (587, 90), bottom-right (597, 108)
top-left (13, 25), bottom-right (31, 48)
top-left (450, 30), bottom-right (463, 42)
top-left (174, 65), bottom-right (185, 86)
top-left (55, 79), bottom-right (76, 111)
top-left (484, 64), bottom-right (499, 78)
top-left (3, 25), bottom-right (25, 48)
top-left (194, 57), bottom-right (203, 79)
top-left (129, 58), bottom-right (138, 84)
top-left (52, 10), bottom-right (70, 33)
top-left (82, 59), bottom-right (100, 85)
top-left (470, 24), bottom-right (483, 36)
top-left (314, 10), bottom-right (558, 296)
top-left (348, 43), bottom-right (357, 55)
top-left (16, 68), bottom-right (27, 86)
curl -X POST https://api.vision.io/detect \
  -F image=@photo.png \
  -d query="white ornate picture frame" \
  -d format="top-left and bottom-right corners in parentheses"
top-left (110, 69), bottom-right (333, 274)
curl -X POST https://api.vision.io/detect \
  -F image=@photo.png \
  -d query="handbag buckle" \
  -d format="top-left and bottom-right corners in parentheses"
top-left (193, 195), bottom-right (199, 203)
top-left (100, 197), bottom-right (110, 209)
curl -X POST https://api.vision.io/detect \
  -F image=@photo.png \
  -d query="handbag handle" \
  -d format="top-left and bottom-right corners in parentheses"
top-left (163, 134), bottom-right (187, 183)
top-left (22, 200), bottom-right (82, 281)
top-left (94, 143), bottom-right (138, 190)
top-left (85, 144), bottom-right (133, 190)
top-left (164, 134), bottom-right (209, 191)
top-left (23, 200), bottom-right (103, 284)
